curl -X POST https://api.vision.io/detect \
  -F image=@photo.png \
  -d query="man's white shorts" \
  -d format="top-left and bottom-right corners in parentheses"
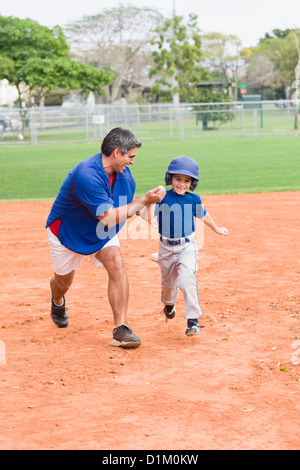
top-left (47, 228), bottom-right (120, 276)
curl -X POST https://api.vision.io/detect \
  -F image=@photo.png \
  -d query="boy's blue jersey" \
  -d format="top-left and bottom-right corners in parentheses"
top-left (155, 189), bottom-right (206, 238)
top-left (46, 153), bottom-right (135, 255)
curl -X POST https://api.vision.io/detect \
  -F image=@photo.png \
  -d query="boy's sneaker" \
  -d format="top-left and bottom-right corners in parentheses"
top-left (111, 325), bottom-right (141, 349)
top-left (185, 320), bottom-right (200, 336)
top-left (51, 297), bottom-right (68, 328)
top-left (163, 304), bottom-right (176, 320)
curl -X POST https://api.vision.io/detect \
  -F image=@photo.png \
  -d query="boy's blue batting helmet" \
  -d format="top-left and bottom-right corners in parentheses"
top-left (165, 156), bottom-right (199, 191)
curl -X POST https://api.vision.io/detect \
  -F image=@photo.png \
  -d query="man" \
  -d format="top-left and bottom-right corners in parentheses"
top-left (46, 128), bottom-right (165, 348)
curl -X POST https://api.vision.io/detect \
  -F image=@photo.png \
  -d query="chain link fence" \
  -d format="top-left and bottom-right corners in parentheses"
top-left (0, 100), bottom-right (299, 145)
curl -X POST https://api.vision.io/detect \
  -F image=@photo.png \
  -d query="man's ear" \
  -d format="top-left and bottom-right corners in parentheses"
top-left (112, 148), bottom-right (121, 159)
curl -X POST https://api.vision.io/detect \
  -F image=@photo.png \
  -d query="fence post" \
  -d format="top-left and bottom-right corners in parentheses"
top-left (241, 104), bottom-right (245, 135)
top-left (30, 111), bottom-right (38, 146)
top-left (253, 109), bottom-right (258, 136)
top-left (179, 107), bottom-right (185, 140)
top-left (85, 108), bottom-right (89, 140)
top-left (169, 105), bottom-right (173, 137)
top-left (136, 104), bottom-right (140, 132)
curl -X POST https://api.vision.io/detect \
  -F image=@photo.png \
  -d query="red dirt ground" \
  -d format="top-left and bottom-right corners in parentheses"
top-left (0, 192), bottom-right (299, 450)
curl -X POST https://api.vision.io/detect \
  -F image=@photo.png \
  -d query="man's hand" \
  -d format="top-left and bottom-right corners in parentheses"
top-left (98, 186), bottom-right (166, 228)
top-left (143, 185), bottom-right (166, 205)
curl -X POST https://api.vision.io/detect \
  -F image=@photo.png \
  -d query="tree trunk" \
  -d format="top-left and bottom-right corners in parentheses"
top-left (291, 31), bottom-right (300, 130)
top-left (17, 84), bottom-right (27, 138)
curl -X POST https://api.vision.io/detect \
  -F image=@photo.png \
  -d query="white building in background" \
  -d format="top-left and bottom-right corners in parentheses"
top-left (0, 79), bottom-right (19, 106)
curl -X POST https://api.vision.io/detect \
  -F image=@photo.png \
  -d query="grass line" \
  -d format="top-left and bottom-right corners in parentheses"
top-left (0, 136), bottom-right (299, 200)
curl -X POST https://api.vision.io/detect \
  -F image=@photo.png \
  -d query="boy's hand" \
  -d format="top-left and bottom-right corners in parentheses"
top-left (216, 227), bottom-right (229, 236)
top-left (144, 186), bottom-right (166, 205)
top-left (153, 185), bottom-right (166, 200)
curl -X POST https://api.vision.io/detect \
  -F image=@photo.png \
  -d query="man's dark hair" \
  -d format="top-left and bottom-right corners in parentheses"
top-left (101, 128), bottom-right (142, 156)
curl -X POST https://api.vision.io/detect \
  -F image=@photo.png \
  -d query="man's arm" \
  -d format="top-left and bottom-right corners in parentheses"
top-left (98, 186), bottom-right (165, 228)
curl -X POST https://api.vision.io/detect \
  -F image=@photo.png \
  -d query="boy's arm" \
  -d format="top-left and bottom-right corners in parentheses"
top-left (203, 211), bottom-right (229, 236)
top-left (139, 203), bottom-right (158, 226)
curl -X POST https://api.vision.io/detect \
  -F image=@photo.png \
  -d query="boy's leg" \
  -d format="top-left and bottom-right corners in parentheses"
top-left (157, 244), bottom-right (178, 306)
top-left (177, 241), bottom-right (203, 320)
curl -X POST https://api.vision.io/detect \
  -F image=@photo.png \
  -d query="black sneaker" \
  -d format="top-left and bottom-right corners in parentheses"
top-left (163, 304), bottom-right (176, 320)
top-left (51, 297), bottom-right (68, 328)
top-left (185, 320), bottom-right (200, 336)
top-left (111, 325), bottom-right (141, 348)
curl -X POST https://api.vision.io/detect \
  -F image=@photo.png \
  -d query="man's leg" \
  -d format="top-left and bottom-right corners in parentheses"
top-left (50, 271), bottom-right (75, 328)
top-left (50, 271), bottom-right (75, 306)
top-left (96, 246), bottom-right (128, 326)
top-left (96, 245), bottom-right (141, 348)
top-left (47, 227), bottom-right (79, 307)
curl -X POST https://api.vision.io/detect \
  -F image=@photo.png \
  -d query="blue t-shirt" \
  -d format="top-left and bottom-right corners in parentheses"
top-left (46, 153), bottom-right (136, 255)
top-left (155, 189), bottom-right (206, 238)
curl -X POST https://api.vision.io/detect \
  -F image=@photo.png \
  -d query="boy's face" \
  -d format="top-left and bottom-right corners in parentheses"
top-left (172, 174), bottom-right (192, 195)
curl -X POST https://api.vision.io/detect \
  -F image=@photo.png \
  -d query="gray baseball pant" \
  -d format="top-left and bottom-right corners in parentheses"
top-left (157, 237), bottom-right (203, 319)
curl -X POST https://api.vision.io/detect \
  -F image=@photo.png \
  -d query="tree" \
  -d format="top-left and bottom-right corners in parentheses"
top-left (0, 15), bottom-right (114, 136)
top-left (65, 6), bottom-right (162, 103)
top-left (192, 86), bottom-right (234, 131)
top-left (244, 29), bottom-right (300, 102)
top-left (259, 28), bottom-right (291, 43)
top-left (149, 13), bottom-right (207, 103)
top-left (22, 57), bottom-right (113, 101)
top-left (289, 30), bottom-right (300, 129)
top-left (243, 51), bottom-right (275, 98)
top-left (201, 32), bottom-right (243, 100)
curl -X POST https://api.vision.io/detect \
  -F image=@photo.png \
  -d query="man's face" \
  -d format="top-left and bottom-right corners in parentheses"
top-left (114, 147), bottom-right (138, 173)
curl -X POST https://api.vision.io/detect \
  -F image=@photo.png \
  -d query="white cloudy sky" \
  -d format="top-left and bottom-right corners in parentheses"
top-left (0, 0), bottom-right (299, 47)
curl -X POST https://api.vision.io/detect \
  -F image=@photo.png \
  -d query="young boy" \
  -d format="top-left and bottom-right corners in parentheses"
top-left (144, 156), bottom-right (229, 336)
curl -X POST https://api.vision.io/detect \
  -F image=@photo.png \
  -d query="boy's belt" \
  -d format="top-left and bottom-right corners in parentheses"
top-left (160, 234), bottom-right (193, 246)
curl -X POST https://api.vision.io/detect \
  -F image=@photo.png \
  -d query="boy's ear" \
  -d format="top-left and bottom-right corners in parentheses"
top-left (165, 172), bottom-right (172, 186)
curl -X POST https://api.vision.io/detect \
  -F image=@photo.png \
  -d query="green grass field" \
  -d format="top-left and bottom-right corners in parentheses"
top-left (0, 135), bottom-right (299, 201)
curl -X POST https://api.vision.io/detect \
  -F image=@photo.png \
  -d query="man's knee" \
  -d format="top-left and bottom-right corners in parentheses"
top-left (97, 247), bottom-right (125, 275)
top-left (110, 253), bottom-right (126, 278)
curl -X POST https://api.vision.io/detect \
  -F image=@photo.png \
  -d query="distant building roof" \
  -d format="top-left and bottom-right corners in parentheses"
top-left (195, 81), bottom-right (232, 87)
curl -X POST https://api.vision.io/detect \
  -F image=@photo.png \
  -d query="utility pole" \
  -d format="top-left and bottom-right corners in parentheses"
top-left (171, 0), bottom-right (180, 113)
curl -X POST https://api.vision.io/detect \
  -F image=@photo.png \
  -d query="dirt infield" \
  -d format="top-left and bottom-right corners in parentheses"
top-left (0, 192), bottom-right (299, 450)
